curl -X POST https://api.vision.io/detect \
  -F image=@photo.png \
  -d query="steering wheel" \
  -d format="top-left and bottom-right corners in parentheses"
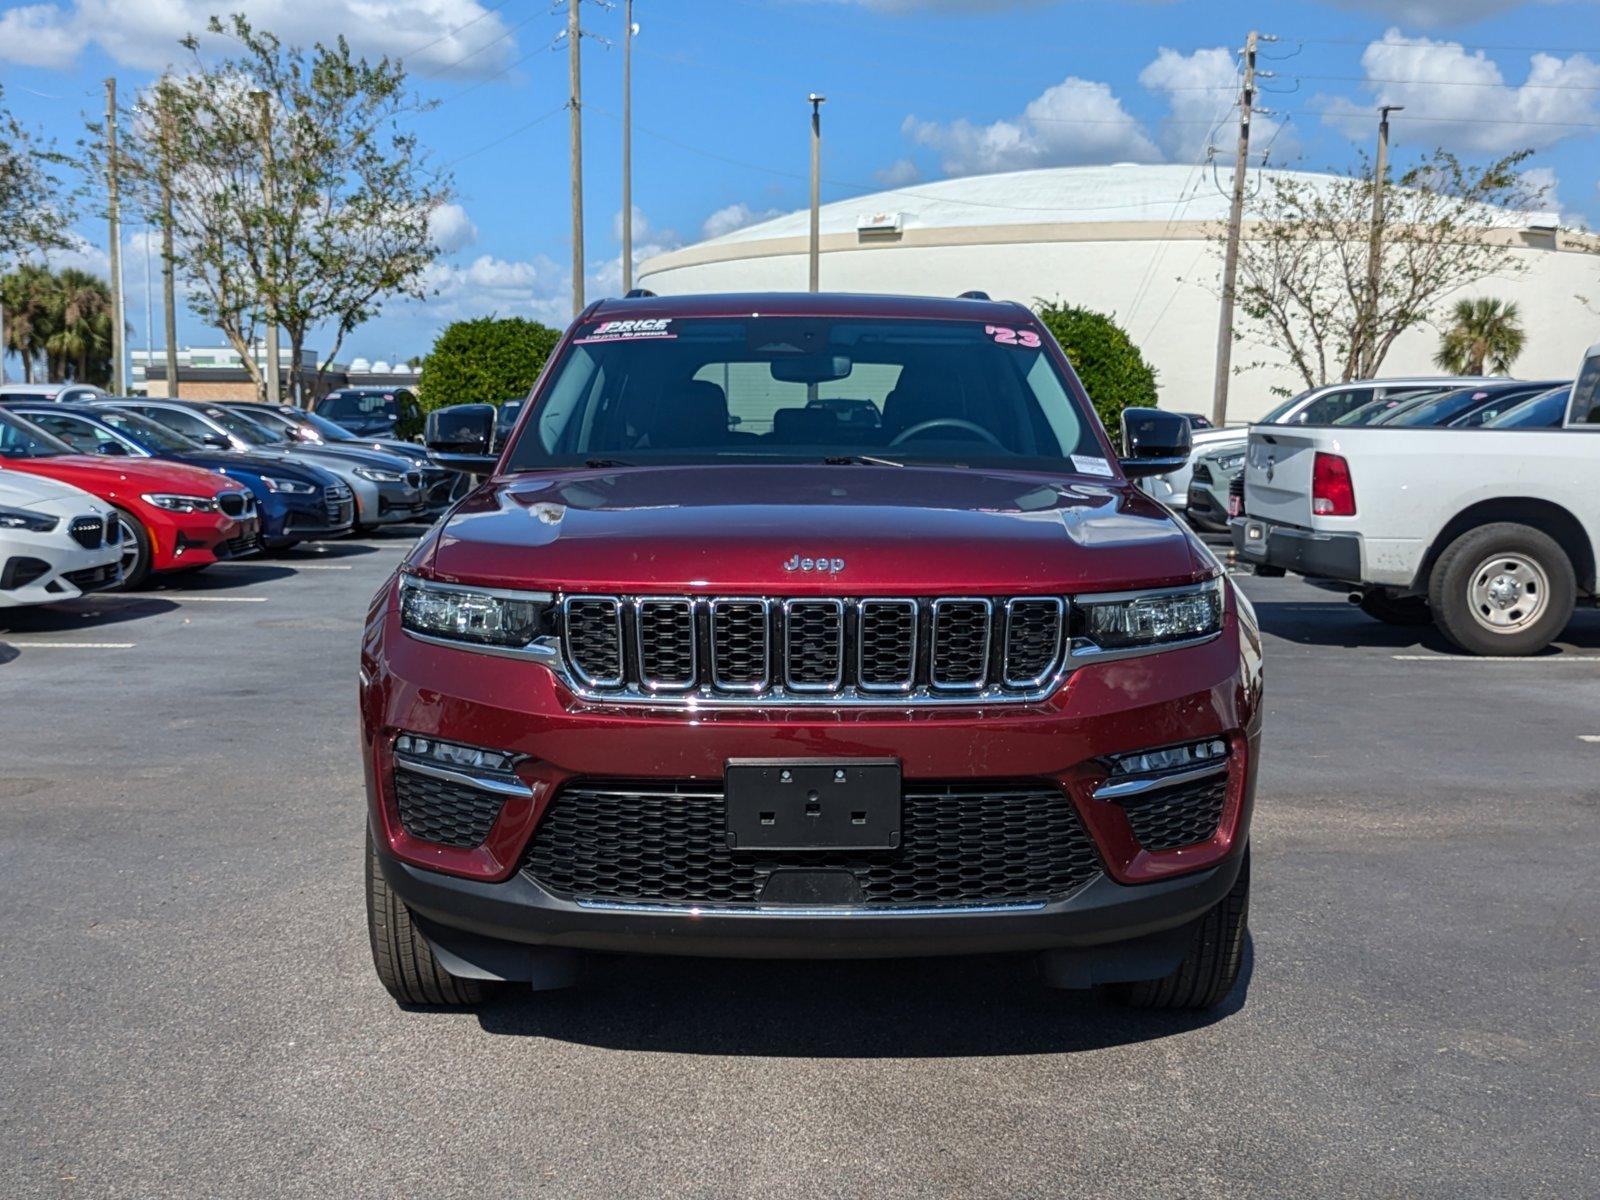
top-left (888, 418), bottom-right (1006, 449)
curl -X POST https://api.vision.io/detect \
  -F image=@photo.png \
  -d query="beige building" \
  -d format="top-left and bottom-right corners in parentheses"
top-left (639, 164), bottom-right (1600, 420)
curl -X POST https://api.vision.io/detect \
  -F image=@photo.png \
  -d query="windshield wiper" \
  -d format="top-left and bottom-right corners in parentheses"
top-left (823, 454), bottom-right (904, 468)
top-left (583, 457), bottom-right (635, 468)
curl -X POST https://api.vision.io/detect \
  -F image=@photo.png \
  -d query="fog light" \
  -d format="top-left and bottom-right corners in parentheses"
top-left (394, 734), bottom-right (519, 775)
top-left (1107, 738), bottom-right (1228, 778)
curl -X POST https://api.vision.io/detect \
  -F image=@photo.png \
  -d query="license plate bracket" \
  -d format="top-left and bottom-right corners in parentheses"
top-left (725, 758), bottom-right (901, 852)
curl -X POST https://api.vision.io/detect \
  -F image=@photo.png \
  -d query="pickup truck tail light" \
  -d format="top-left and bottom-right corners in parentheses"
top-left (1311, 452), bottom-right (1356, 516)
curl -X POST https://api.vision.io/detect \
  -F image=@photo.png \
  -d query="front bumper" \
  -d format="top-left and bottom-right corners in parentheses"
top-left (149, 510), bottom-right (260, 571)
top-left (0, 528), bottom-right (123, 607)
top-left (1231, 515), bottom-right (1362, 581)
top-left (360, 579), bottom-right (1263, 962)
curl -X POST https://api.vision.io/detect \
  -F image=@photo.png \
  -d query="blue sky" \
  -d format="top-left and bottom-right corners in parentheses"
top-left (2, 0), bottom-right (1598, 366)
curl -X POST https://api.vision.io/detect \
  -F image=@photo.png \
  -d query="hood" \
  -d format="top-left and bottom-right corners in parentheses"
top-left (335, 435), bottom-right (429, 462)
top-left (293, 444), bottom-right (418, 472)
top-left (7, 454), bottom-right (243, 497)
top-left (0, 466), bottom-right (105, 511)
top-left (173, 451), bottom-right (335, 487)
top-left (425, 464), bottom-right (1211, 594)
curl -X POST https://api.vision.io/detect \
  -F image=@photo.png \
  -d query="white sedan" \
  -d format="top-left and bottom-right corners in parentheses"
top-left (0, 469), bottom-right (123, 607)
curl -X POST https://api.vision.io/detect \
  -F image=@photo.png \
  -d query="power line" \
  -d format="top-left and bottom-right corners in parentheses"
top-left (1292, 72), bottom-right (1600, 92)
top-left (402, 0), bottom-right (515, 63)
top-left (441, 102), bottom-right (567, 166)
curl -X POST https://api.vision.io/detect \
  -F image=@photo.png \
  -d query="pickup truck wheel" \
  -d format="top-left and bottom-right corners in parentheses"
top-left (1429, 523), bottom-right (1576, 657)
top-left (1104, 852), bottom-right (1249, 1011)
top-left (366, 830), bottom-right (489, 1007)
top-left (1357, 590), bottom-right (1432, 626)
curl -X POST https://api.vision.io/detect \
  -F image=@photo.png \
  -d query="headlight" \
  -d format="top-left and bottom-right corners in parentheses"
top-left (141, 493), bottom-right (219, 513)
top-left (1213, 452), bottom-right (1245, 471)
top-left (1076, 577), bottom-right (1224, 651)
top-left (399, 575), bottom-right (552, 647)
top-left (261, 475), bottom-right (317, 495)
top-left (354, 467), bottom-right (404, 483)
top-left (0, 504), bottom-right (59, 532)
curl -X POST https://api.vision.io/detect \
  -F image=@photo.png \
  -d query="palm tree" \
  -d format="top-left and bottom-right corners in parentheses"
top-left (0, 264), bottom-right (55, 382)
top-left (43, 268), bottom-right (114, 384)
top-left (1434, 297), bottom-right (1526, 376)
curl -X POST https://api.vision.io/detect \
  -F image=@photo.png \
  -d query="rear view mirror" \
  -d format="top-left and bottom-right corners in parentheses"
top-left (1118, 408), bottom-right (1193, 479)
top-left (425, 403), bottom-right (498, 473)
top-left (769, 354), bottom-right (852, 385)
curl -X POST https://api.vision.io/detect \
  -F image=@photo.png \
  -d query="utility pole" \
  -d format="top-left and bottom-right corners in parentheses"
top-left (808, 93), bottom-right (825, 293)
top-left (621, 0), bottom-right (634, 294)
top-left (568, 0), bottom-right (585, 315)
top-left (158, 87), bottom-right (181, 398)
top-left (106, 78), bottom-right (127, 395)
top-left (1210, 31), bottom-right (1270, 428)
top-left (143, 221), bottom-right (153, 391)
top-left (253, 90), bottom-right (281, 405)
top-left (1364, 105), bottom-right (1402, 379)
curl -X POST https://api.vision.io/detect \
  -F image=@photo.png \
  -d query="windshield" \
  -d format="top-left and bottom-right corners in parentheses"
top-left (505, 316), bottom-right (1102, 471)
top-left (320, 391), bottom-right (396, 422)
top-left (1485, 387), bottom-right (1570, 429)
top-left (97, 409), bottom-right (201, 453)
top-left (0, 410), bottom-right (72, 458)
top-left (1380, 389), bottom-right (1489, 427)
top-left (204, 406), bottom-right (287, 444)
top-left (295, 410), bottom-right (357, 440)
top-left (1258, 389), bottom-right (1314, 424)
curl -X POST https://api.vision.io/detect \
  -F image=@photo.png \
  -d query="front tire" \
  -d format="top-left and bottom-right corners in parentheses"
top-left (1105, 853), bottom-right (1249, 1011)
top-left (1428, 523), bottom-right (1576, 656)
top-left (110, 509), bottom-right (152, 590)
top-left (366, 830), bottom-right (488, 1007)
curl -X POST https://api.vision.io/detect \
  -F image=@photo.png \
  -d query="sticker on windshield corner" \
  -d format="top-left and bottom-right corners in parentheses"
top-left (1070, 454), bottom-right (1114, 478)
top-left (984, 324), bottom-right (1042, 348)
top-left (575, 318), bottom-right (676, 344)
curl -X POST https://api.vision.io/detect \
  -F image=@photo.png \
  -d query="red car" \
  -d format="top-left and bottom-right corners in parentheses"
top-left (362, 293), bottom-right (1262, 1011)
top-left (0, 409), bottom-right (259, 588)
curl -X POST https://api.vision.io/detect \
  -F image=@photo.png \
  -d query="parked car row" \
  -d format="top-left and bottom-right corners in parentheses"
top-left (0, 398), bottom-right (462, 607)
top-left (1153, 377), bottom-right (1576, 534)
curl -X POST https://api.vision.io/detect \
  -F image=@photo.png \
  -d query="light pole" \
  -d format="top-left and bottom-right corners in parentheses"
top-left (1364, 104), bottom-right (1403, 376)
top-left (621, 0), bottom-right (635, 294)
top-left (808, 93), bottom-right (825, 293)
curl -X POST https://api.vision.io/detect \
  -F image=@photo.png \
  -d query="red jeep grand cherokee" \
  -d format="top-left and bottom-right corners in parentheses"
top-left (362, 293), bottom-right (1262, 1010)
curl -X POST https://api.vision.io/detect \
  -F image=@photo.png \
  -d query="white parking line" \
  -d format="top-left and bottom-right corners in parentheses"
top-left (284, 563), bottom-right (355, 571)
top-left (1391, 655), bottom-right (1600, 663)
top-left (4, 641), bottom-right (135, 649)
top-left (179, 595), bottom-right (269, 603)
top-left (1580, 735), bottom-right (1600, 743)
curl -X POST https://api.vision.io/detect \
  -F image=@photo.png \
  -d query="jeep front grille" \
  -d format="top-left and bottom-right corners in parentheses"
top-left (559, 593), bottom-right (1068, 704)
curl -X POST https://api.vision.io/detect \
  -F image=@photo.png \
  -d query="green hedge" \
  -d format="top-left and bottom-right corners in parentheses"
top-left (417, 317), bottom-right (562, 412)
top-left (1033, 301), bottom-right (1159, 431)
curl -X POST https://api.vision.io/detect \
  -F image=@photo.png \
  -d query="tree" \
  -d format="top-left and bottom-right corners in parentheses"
top-left (0, 264), bottom-right (54, 381)
top-left (418, 317), bottom-right (562, 412)
top-left (1434, 297), bottom-right (1526, 375)
top-left (1, 85), bottom-right (73, 267)
top-left (108, 15), bottom-right (452, 404)
top-left (44, 269), bottom-right (115, 384)
top-left (1226, 149), bottom-right (1538, 392)
top-left (1033, 301), bottom-right (1159, 429)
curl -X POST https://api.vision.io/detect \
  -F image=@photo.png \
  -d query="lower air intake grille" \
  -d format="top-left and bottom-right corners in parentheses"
top-left (1119, 774), bottom-right (1227, 851)
top-left (394, 767), bottom-right (507, 848)
top-left (524, 780), bottom-right (1102, 908)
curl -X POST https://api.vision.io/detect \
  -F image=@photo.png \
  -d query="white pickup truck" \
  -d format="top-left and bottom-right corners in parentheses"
top-left (1231, 342), bottom-right (1600, 656)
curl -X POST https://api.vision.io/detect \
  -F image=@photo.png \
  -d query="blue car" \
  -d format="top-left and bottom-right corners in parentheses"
top-left (4, 403), bottom-right (355, 550)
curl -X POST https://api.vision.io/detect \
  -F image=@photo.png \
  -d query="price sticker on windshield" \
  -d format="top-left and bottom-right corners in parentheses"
top-left (577, 318), bottom-right (676, 344)
top-left (984, 325), bottom-right (1042, 348)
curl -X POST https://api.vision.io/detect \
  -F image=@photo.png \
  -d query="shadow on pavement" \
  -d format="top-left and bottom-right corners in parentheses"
top-left (471, 937), bottom-right (1253, 1057)
top-left (0, 593), bottom-right (180, 635)
top-left (1252, 596), bottom-right (1600, 655)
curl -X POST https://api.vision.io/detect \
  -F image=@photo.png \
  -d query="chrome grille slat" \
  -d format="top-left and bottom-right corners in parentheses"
top-left (634, 598), bottom-right (698, 691)
top-left (562, 593), bottom-right (1070, 704)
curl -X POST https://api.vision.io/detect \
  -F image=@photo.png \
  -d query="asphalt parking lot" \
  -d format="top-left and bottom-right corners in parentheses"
top-left (2, 534), bottom-right (1598, 1199)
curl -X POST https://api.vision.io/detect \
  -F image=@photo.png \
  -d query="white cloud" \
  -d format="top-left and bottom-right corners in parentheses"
top-left (589, 207), bottom-right (679, 295)
top-left (0, 0), bottom-right (522, 77)
top-left (1138, 47), bottom-right (1294, 164)
top-left (904, 76), bottom-right (1161, 176)
top-left (814, 0), bottom-right (1053, 10)
top-left (701, 202), bottom-right (781, 240)
top-left (427, 203), bottom-right (477, 253)
top-left (1321, 29), bottom-right (1600, 153)
top-left (874, 157), bottom-right (921, 187)
top-left (420, 252), bottom-right (570, 325)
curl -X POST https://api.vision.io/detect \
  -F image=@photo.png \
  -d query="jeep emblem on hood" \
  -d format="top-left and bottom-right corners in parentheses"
top-left (784, 554), bottom-right (845, 575)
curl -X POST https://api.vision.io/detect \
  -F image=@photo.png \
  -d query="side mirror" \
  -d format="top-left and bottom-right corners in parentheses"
top-left (96, 441), bottom-right (129, 456)
top-left (425, 403), bottom-right (499, 474)
top-left (201, 432), bottom-right (231, 449)
top-left (1118, 408), bottom-right (1193, 480)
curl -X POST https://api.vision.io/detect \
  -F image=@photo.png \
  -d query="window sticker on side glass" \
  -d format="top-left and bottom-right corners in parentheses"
top-left (575, 318), bottom-right (676, 344)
